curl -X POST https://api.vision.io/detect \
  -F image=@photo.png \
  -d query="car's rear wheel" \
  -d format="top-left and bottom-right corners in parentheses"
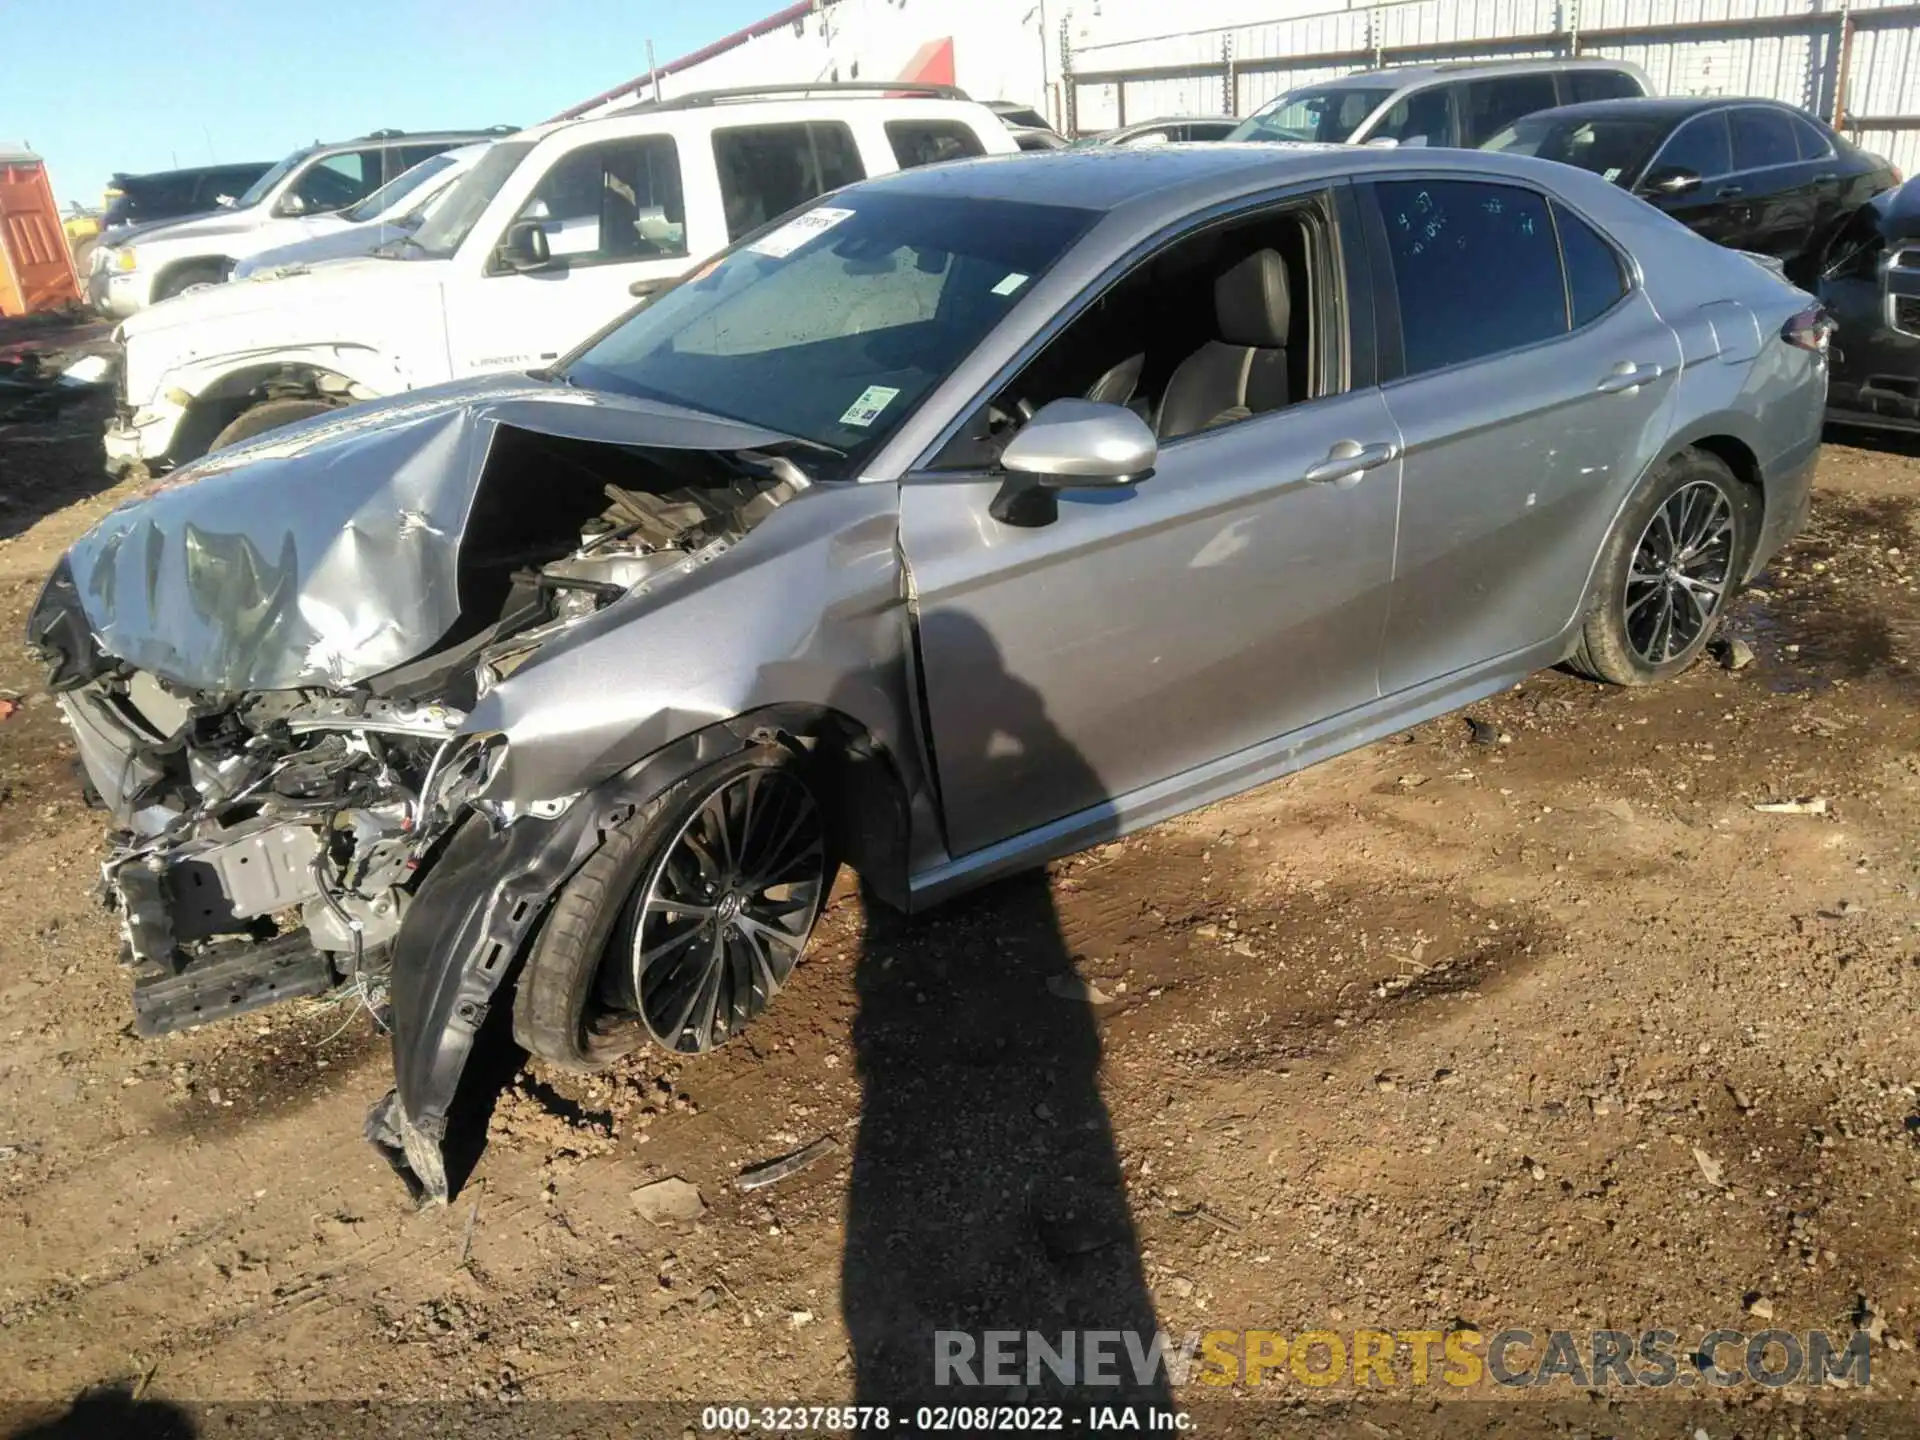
top-left (1569, 448), bottom-right (1756, 686)
top-left (513, 745), bottom-right (834, 1070)
top-left (208, 396), bottom-right (340, 452)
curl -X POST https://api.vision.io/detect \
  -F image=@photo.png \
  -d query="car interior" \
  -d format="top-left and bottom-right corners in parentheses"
top-left (933, 204), bottom-right (1326, 467)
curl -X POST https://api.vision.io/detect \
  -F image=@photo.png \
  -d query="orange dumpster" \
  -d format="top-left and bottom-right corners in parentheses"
top-left (0, 145), bottom-right (81, 317)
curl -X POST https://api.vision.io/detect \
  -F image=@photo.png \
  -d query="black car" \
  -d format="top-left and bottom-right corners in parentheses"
top-left (1484, 96), bottom-right (1896, 274)
top-left (1817, 179), bottom-right (1920, 435)
top-left (101, 162), bottom-right (276, 230)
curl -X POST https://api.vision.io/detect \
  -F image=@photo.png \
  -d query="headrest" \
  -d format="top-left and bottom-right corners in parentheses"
top-left (1214, 248), bottom-right (1291, 349)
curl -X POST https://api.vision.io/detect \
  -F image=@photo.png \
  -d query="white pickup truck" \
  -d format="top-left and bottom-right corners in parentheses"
top-left (106, 85), bottom-right (1018, 472)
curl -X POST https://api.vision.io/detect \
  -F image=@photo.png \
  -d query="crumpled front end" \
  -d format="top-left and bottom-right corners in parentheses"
top-left (29, 378), bottom-right (820, 1194)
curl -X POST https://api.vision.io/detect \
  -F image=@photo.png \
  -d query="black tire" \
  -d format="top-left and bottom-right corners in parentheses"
top-left (208, 396), bottom-right (339, 452)
top-left (513, 744), bottom-right (836, 1071)
top-left (1569, 448), bottom-right (1758, 686)
top-left (152, 261), bottom-right (227, 302)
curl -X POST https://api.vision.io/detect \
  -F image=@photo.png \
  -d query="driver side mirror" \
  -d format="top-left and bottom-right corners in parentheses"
top-left (276, 193), bottom-right (309, 217)
top-left (990, 399), bottom-right (1157, 528)
top-left (1640, 165), bottom-right (1702, 197)
top-left (496, 219), bottom-right (560, 274)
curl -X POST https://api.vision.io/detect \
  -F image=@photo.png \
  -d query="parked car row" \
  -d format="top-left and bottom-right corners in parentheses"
top-left (37, 125), bottom-right (1832, 1199)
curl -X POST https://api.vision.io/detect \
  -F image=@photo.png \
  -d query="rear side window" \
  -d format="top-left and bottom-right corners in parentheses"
top-left (1375, 179), bottom-right (1565, 375)
top-left (506, 136), bottom-right (686, 265)
top-left (1555, 202), bottom-right (1628, 327)
top-left (886, 120), bottom-right (987, 170)
top-left (1791, 114), bottom-right (1835, 160)
top-left (714, 122), bottom-right (865, 241)
top-left (1565, 70), bottom-right (1643, 103)
top-left (395, 143), bottom-right (452, 174)
top-left (1460, 76), bottom-right (1560, 147)
top-left (1731, 108), bottom-right (1798, 169)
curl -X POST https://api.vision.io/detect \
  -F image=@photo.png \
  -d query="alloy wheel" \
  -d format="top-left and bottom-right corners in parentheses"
top-left (1622, 479), bottom-right (1736, 666)
top-left (612, 767), bottom-right (827, 1054)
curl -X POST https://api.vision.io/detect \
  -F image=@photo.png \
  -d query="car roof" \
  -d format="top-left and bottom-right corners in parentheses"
top-left (115, 161), bottom-right (275, 183)
top-left (1516, 95), bottom-right (1814, 125)
top-left (864, 140), bottom-right (1582, 215)
top-left (507, 95), bottom-right (1002, 147)
top-left (313, 128), bottom-right (511, 154)
top-left (1313, 57), bottom-right (1641, 91)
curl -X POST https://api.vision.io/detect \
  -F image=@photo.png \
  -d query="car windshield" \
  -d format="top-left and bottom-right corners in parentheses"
top-left (402, 140), bottom-right (536, 259)
top-left (564, 191), bottom-right (1098, 474)
top-left (340, 152), bottom-right (458, 224)
top-left (1483, 114), bottom-right (1668, 184)
top-left (234, 147), bottom-right (314, 209)
top-left (1227, 86), bottom-right (1394, 143)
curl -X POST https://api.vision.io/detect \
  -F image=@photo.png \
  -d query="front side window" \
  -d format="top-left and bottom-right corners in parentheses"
top-left (501, 136), bottom-right (686, 266)
top-left (1374, 178), bottom-right (1566, 375)
top-left (1484, 115), bottom-right (1667, 186)
top-left (1650, 112), bottom-right (1732, 180)
top-left (288, 150), bottom-right (381, 212)
top-left (1226, 87), bottom-right (1394, 144)
top-left (1731, 107), bottom-right (1799, 170)
top-left (235, 148), bottom-right (314, 209)
top-left (1372, 88), bottom-right (1455, 148)
top-left (1555, 201), bottom-right (1628, 326)
top-left (886, 120), bottom-right (988, 170)
top-left (1460, 76), bottom-right (1561, 147)
top-left (565, 192), bottom-right (1096, 473)
top-left (714, 122), bottom-right (866, 241)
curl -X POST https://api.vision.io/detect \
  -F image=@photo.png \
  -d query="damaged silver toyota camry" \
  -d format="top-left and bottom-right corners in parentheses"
top-left (31, 146), bottom-right (1827, 1200)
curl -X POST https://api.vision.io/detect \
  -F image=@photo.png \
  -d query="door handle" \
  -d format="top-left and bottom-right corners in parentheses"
top-left (1814, 172), bottom-right (1838, 184)
top-left (1596, 360), bottom-right (1665, 394)
top-left (1303, 439), bottom-right (1399, 485)
top-left (629, 277), bottom-right (667, 298)
top-left (1716, 185), bottom-right (1744, 199)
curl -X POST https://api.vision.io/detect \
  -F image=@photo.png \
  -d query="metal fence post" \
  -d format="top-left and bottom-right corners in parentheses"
top-left (1222, 33), bottom-right (1237, 116)
top-left (1061, 14), bottom-right (1078, 137)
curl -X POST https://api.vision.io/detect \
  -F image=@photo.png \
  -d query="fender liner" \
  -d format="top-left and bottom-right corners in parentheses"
top-left (366, 706), bottom-right (911, 1202)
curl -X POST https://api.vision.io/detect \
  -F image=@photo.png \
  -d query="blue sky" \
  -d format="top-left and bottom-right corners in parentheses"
top-left (5, 0), bottom-right (773, 209)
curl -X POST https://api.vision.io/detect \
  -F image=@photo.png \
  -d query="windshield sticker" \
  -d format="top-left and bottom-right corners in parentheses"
top-left (750, 205), bottom-right (855, 259)
top-left (839, 385), bottom-right (901, 428)
top-left (991, 271), bottom-right (1030, 297)
top-left (1603, 166), bottom-right (1624, 182)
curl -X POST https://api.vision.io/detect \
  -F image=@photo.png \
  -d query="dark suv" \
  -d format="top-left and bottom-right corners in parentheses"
top-left (101, 163), bottom-right (275, 231)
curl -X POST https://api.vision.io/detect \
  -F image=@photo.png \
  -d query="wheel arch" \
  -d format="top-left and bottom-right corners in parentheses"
top-left (149, 253), bottom-right (233, 300)
top-left (170, 357), bottom-right (380, 464)
top-left (375, 702), bottom-right (911, 1202)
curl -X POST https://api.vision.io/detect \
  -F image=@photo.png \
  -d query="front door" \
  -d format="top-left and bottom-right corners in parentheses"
top-left (900, 188), bottom-right (1403, 860)
top-left (1639, 110), bottom-right (1747, 249)
top-left (444, 134), bottom-right (702, 377)
top-left (1363, 175), bottom-right (1682, 695)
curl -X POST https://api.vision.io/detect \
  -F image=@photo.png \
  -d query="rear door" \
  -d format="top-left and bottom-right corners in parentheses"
top-left (1728, 105), bottom-right (1818, 259)
top-left (713, 120), bottom-right (866, 241)
top-left (1788, 112), bottom-right (1848, 251)
top-left (1638, 110), bottom-right (1745, 247)
top-left (1364, 174), bottom-right (1682, 694)
top-left (443, 133), bottom-right (700, 376)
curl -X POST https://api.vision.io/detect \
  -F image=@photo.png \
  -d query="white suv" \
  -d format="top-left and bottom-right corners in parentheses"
top-left (105, 85), bottom-right (1017, 473)
top-left (89, 128), bottom-right (509, 318)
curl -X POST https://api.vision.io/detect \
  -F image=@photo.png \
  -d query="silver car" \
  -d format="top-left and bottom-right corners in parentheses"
top-left (29, 145), bottom-right (1828, 1199)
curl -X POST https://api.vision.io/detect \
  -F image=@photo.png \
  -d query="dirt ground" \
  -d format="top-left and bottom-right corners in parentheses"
top-left (0, 378), bottom-right (1916, 1436)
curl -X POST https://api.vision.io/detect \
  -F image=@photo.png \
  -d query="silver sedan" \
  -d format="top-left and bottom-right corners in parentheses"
top-left (31, 144), bottom-right (1829, 1198)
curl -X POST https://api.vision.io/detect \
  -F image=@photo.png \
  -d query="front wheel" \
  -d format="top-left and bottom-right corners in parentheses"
top-left (1569, 449), bottom-right (1757, 686)
top-left (513, 745), bottom-right (835, 1070)
top-left (208, 396), bottom-right (340, 452)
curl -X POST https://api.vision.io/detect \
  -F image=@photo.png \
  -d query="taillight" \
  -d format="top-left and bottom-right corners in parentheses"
top-left (1783, 305), bottom-right (1837, 353)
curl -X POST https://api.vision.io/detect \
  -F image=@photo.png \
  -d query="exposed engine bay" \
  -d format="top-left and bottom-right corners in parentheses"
top-left (29, 423), bottom-right (805, 1038)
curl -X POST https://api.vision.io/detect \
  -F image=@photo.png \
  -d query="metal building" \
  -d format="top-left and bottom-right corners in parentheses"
top-left (569, 0), bottom-right (1920, 175)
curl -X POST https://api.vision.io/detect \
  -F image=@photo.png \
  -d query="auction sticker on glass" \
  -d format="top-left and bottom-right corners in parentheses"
top-left (839, 385), bottom-right (900, 428)
top-left (750, 206), bottom-right (854, 259)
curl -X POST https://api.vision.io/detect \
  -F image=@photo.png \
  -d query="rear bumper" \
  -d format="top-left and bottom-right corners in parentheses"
top-left (1748, 433), bottom-right (1818, 580)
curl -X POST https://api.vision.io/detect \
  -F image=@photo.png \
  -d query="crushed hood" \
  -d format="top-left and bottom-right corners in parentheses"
top-left (47, 376), bottom-right (800, 693)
